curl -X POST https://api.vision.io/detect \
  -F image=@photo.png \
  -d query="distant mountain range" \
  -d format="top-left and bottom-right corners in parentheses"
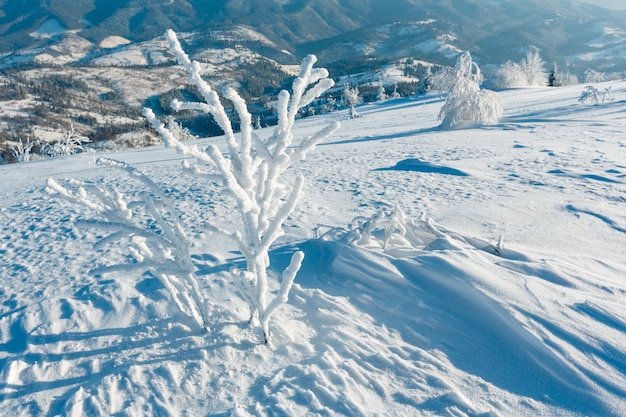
top-left (2, 0), bottom-right (626, 74)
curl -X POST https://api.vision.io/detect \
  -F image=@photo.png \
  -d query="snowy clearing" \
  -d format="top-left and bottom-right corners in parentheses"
top-left (1, 81), bottom-right (625, 416)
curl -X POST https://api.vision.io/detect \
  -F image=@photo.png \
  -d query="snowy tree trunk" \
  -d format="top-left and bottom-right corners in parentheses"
top-left (145, 30), bottom-right (339, 344)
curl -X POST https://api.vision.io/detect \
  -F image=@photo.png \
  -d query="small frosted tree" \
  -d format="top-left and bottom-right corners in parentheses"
top-left (548, 63), bottom-right (578, 87)
top-left (493, 60), bottom-right (526, 89)
top-left (376, 82), bottom-right (387, 101)
top-left (417, 67), bottom-right (432, 94)
top-left (11, 138), bottom-right (37, 163)
top-left (145, 30), bottom-right (339, 343)
top-left (342, 86), bottom-right (361, 118)
top-left (390, 84), bottom-right (401, 99)
top-left (579, 85), bottom-right (612, 105)
top-left (438, 51), bottom-right (502, 130)
top-left (520, 48), bottom-right (548, 86)
top-left (493, 48), bottom-right (548, 88)
top-left (558, 71), bottom-right (579, 87)
top-left (548, 62), bottom-right (560, 87)
top-left (43, 124), bottom-right (92, 158)
top-left (584, 69), bottom-right (605, 84)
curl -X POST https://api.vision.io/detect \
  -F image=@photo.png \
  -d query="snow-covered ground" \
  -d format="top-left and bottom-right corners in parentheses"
top-left (1, 81), bottom-right (625, 416)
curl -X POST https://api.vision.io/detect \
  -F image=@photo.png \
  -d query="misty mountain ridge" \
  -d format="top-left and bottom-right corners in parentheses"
top-left (1, 0), bottom-right (626, 75)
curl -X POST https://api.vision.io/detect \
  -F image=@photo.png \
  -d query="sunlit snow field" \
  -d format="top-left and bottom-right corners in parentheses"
top-left (1, 82), bottom-right (625, 416)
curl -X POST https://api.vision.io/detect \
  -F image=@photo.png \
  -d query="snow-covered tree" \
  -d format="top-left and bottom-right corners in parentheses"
top-left (579, 85), bottom-right (612, 105)
top-left (43, 124), bottom-right (92, 158)
top-left (11, 138), bottom-right (37, 163)
top-left (584, 69), bottom-right (605, 84)
top-left (321, 96), bottom-right (337, 113)
top-left (342, 86), bottom-right (361, 118)
top-left (376, 82), bottom-right (387, 101)
top-left (431, 66), bottom-right (457, 94)
top-left (438, 51), bottom-right (502, 130)
top-left (390, 84), bottom-right (401, 99)
top-left (493, 60), bottom-right (526, 89)
top-left (520, 48), bottom-right (548, 86)
top-left (417, 67), bottom-right (432, 94)
top-left (548, 63), bottom-right (578, 87)
top-left (558, 71), bottom-right (579, 86)
top-left (492, 48), bottom-right (548, 88)
top-left (145, 29), bottom-right (339, 344)
top-left (549, 63), bottom-right (560, 87)
top-left (164, 116), bottom-right (197, 141)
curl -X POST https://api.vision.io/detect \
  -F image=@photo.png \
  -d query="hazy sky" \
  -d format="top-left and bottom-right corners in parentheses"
top-left (577, 0), bottom-right (626, 10)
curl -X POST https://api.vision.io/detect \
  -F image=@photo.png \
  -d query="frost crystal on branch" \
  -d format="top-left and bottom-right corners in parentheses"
top-left (11, 138), bottom-right (37, 163)
top-left (46, 158), bottom-right (211, 331)
top-left (43, 124), bottom-right (92, 158)
top-left (145, 30), bottom-right (339, 344)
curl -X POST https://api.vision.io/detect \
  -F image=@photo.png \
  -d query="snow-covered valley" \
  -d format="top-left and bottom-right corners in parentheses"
top-left (1, 81), bottom-right (625, 416)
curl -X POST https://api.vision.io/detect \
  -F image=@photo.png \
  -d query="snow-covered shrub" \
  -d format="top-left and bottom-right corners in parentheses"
top-left (390, 84), bottom-right (402, 99)
top-left (584, 69), bottom-right (605, 84)
top-left (319, 204), bottom-right (437, 257)
top-left (144, 29), bottom-right (339, 344)
top-left (492, 61), bottom-right (527, 89)
top-left (520, 49), bottom-right (548, 86)
top-left (164, 116), bottom-right (197, 141)
top-left (548, 63), bottom-right (578, 87)
top-left (43, 125), bottom-right (92, 158)
top-left (376, 83), bottom-right (387, 101)
top-left (322, 96), bottom-right (337, 113)
top-left (579, 85), bottom-right (612, 105)
top-left (342, 86), bottom-right (361, 118)
top-left (417, 66), bottom-right (433, 94)
top-left (430, 66), bottom-right (457, 94)
top-left (11, 138), bottom-right (38, 162)
top-left (492, 49), bottom-right (548, 88)
top-left (46, 158), bottom-right (211, 330)
top-left (318, 204), bottom-right (503, 257)
top-left (557, 71), bottom-right (579, 87)
top-left (438, 51), bottom-right (502, 130)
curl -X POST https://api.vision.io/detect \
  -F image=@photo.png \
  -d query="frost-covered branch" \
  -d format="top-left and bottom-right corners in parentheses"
top-left (579, 85), bottom-right (612, 105)
top-left (319, 204), bottom-right (502, 257)
top-left (46, 157), bottom-right (210, 331)
top-left (42, 124), bottom-right (92, 158)
top-left (11, 138), bottom-right (38, 163)
top-left (145, 30), bottom-right (339, 343)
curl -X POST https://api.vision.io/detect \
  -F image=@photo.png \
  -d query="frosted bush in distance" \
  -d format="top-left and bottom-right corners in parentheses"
top-left (43, 124), bottom-right (92, 158)
top-left (11, 138), bottom-right (37, 162)
top-left (493, 48), bottom-right (548, 88)
top-left (145, 30), bottom-right (339, 344)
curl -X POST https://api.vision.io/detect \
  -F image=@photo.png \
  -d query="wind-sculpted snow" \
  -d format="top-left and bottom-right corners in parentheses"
top-left (1, 81), bottom-right (626, 416)
top-left (377, 158), bottom-right (469, 176)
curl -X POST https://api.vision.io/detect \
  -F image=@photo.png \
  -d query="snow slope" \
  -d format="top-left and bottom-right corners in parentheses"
top-left (1, 82), bottom-right (625, 416)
